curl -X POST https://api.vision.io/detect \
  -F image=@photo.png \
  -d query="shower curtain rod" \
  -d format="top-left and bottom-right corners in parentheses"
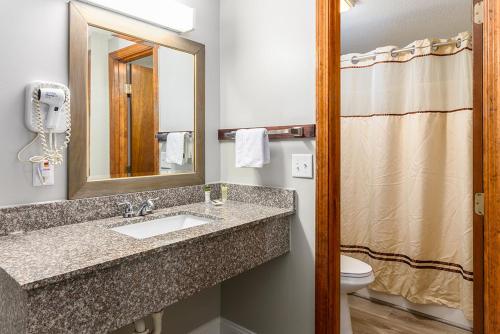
top-left (347, 37), bottom-right (471, 64)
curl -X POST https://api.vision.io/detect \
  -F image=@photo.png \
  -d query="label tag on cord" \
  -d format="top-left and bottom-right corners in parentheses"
top-left (32, 160), bottom-right (54, 187)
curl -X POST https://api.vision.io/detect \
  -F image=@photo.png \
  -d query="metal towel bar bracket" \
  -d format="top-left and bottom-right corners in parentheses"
top-left (225, 127), bottom-right (304, 138)
top-left (218, 124), bottom-right (316, 141)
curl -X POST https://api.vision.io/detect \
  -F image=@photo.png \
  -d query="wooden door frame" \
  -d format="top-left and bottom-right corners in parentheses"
top-left (472, 0), bottom-right (484, 332)
top-left (315, 0), bottom-right (341, 333)
top-left (483, 1), bottom-right (500, 332)
top-left (315, 0), bottom-right (496, 333)
top-left (108, 44), bottom-right (159, 178)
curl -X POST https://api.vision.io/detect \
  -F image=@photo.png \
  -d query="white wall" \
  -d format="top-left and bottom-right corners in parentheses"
top-left (181, 0), bottom-right (221, 183)
top-left (219, 0), bottom-right (316, 333)
top-left (89, 30), bottom-right (111, 180)
top-left (159, 47), bottom-right (195, 132)
top-left (0, 0), bottom-right (220, 206)
top-left (0, 0), bottom-right (68, 206)
top-left (341, 0), bottom-right (472, 54)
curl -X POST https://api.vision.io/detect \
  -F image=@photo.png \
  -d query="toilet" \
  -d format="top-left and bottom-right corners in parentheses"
top-left (340, 255), bottom-right (375, 334)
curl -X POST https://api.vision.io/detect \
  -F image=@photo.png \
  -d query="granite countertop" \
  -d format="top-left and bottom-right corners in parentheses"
top-left (0, 200), bottom-right (294, 291)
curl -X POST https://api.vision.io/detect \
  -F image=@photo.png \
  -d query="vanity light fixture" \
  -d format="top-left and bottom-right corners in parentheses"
top-left (79, 0), bottom-right (195, 33)
top-left (341, 0), bottom-right (354, 13)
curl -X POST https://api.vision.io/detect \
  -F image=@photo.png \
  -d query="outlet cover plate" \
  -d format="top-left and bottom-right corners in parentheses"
top-left (32, 160), bottom-right (55, 186)
top-left (292, 154), bottom-right (313, 178)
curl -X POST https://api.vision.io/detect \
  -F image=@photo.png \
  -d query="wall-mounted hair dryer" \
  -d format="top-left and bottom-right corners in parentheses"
top-left (36, 88), bottom-right (67, 130)
top-left (24, 81), bottom-right (71, 135)
top-left (19, 81), bottom-right (71, 173)
top-left (18, 81), bottom-right (71, 186)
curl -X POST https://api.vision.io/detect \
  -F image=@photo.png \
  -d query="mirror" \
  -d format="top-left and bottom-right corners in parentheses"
top-left (69, 2), bottom-right (205, 199)
top-left (88, 27), bottom-right (195, 180)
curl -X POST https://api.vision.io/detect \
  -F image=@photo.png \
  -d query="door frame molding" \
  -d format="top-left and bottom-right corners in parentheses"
top-left (472, 0), bottom-right (484, 332)
top-left (315, 0), bottom-right (341, 333)
top-left (315, 0), bottom-right (495, 333)
top-left (108, 44), bottom-right (159, 178)
top-left (483, 1), bottom-right (500, 332)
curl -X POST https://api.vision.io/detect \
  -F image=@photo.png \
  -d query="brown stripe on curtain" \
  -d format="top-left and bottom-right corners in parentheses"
top-left (340, 108), bottom-right (473, 119)
top-left (341, 245), bottom-right (474, 281)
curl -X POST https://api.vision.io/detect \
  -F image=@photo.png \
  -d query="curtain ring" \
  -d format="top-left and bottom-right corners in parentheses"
top-left (351, 56), bottom-right (359, 64)
top-left (431, 42), bottom-right (439, 52)
top-left (409, 45), bottom-right (416, 55)
top-left (390, 48), bottom-right (397, 58)
top-left (456, 38), bottom-right (462, 48)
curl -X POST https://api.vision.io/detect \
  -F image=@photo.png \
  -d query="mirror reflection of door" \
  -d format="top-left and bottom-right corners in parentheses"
top-left (87, 27), bottom-right (196, 182)
top-left (108, 44), bottom-right (159, 178)
top-left (130, 63), bottom-right (157, 177)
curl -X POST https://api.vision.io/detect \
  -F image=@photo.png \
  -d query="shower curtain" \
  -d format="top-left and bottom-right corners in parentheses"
top-left (340, 32), bottom-right (473, 319)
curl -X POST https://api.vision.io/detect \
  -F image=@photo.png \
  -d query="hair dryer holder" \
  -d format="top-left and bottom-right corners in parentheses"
top-left (25, 81), bottom-right (69, 134)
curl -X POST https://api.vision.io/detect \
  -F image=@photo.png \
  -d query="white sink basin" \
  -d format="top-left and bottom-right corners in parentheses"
top-left (111, 214), bottom-right (212, 239)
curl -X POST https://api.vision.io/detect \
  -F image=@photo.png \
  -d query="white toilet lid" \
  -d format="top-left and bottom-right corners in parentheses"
top-left (341, 255), bottom-right (373, 278)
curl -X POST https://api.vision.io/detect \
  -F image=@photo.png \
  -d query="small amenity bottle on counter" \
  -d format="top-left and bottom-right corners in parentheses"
top-left (221, 184), bottom-right (228, 202)
top-left (203, 184), bottom-right (212, 204)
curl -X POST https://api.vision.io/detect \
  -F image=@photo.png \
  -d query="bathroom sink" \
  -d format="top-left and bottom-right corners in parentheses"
top-left (110, 214), bottom-right (212, 239)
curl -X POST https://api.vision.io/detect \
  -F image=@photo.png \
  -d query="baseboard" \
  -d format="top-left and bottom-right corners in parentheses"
top-left (188, 317), bottom-right (222, 334)
top-left (221, 318), bottom-right (256, 334)
top-left (185, 317), bottom-right (254, 334)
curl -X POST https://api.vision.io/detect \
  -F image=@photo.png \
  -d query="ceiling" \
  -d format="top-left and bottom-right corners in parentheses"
top-left (341, 0), bottom-right (473, 54)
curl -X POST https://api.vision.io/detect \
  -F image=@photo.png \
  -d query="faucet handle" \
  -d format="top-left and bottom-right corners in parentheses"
top-left (147, 197), bottom-right (159, 209)
top-left (118, 201), bottom-right (133, 208)
top-left (118, 201), bottom-right (134, 218)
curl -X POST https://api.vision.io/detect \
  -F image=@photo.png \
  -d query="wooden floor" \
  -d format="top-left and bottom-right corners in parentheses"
top-left (349, 295), bottom-right (472, 334)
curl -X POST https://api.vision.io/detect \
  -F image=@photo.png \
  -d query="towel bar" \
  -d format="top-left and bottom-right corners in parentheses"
top-left (156, 131), bottom-right (193, 141)
top-left (218, 124), bottom-right (316, 141)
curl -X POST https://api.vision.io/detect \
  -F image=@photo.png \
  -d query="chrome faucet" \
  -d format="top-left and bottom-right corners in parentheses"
top-left (118, 198), bottom-right (158, 218)
top-left (118, 201), bottom-right (135, 218)
top-left (136, 198), bottom-right (158, 216)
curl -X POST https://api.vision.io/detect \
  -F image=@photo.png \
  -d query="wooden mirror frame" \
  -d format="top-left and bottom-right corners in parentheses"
top-left (68, 1), bottom-right (205, 199)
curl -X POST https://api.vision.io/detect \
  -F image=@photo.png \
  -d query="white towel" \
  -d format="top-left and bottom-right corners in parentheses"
top-left (185, 135), bottom-right (193, 160)
top-left (166, 132), bottom-right (187, 165)
top-left (235, 128), bottom-right (270, 168)
top-left (160, 143), bottom-right (169, 168)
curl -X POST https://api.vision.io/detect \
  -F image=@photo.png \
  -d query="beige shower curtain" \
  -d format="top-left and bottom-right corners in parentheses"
top-left (340, 32), bottom-right (473, 319)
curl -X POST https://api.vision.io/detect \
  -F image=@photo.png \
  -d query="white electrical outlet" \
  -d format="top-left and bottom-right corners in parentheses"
top-left (33, 160), bottom-right (55, 186)
top-left (292, 154), bottom-right (313, 178)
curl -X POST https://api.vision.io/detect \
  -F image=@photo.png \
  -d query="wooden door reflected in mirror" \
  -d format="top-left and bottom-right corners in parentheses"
top-left (106, 41), bottom-right (158, 178)
top-left (87, 27), bottom-right (195, 181)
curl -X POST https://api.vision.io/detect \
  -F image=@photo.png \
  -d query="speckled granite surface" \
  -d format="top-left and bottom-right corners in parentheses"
top-left (0, 183), bottom-right (294, 236)
top-left (0, 201), bottom-right (293, 290)
top-left (0, 184), bottom-right (210, 235)
top-left (224, 183), bottom-right (296, 209)
top-left (0, 184), bottom-right (295, 334)
top-left (26, 216), bottom-right (290, 333)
